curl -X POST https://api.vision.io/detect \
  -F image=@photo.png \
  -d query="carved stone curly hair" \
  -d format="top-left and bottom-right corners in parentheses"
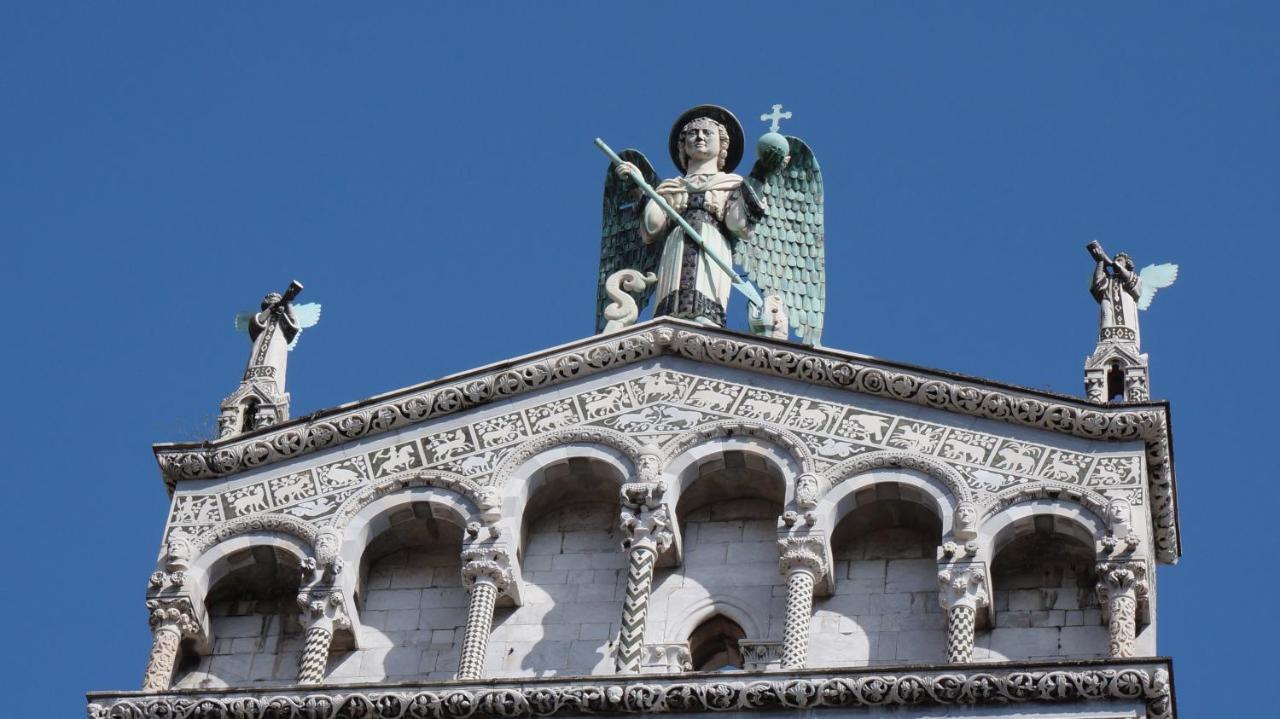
top-left (678, 117), bottom-right (730, 172)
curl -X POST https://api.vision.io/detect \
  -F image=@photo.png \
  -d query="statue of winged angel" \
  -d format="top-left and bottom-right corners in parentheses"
top-left (596, 104), bottom-right (825, 345)
top-left (1086, 241), bottom-right (1178, 349)
top-left (232, 280), bottom-right (321, 390)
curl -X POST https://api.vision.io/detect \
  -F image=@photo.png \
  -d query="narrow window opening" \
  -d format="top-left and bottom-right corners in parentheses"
top-left (688, 615), bottom-right (746, 671)
top-left (241, 398), bottom-right (260, 433)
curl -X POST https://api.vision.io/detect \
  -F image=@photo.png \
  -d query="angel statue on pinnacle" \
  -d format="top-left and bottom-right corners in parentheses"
top-left (1083, 241), bottom-right (1178, 403)
top-left (215, 280), bottom-right (322, 438)
top-left (595, 104), bottom-right (825, 345)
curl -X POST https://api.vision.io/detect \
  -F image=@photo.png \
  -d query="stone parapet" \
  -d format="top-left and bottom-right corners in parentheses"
top-left (90, 658), bottom-right (1174, 719)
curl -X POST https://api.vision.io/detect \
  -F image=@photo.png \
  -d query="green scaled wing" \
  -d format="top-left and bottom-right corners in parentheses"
top-left (596, 149), bottom-right (662, 333)
top-left (735, 136), bottom-right (825, 345)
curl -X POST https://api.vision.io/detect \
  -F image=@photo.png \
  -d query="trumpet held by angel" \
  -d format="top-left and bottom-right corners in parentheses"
top-left (595, 104), bottom-right (825, 345)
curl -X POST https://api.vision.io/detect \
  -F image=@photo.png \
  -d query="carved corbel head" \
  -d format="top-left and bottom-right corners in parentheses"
top-left (953, 501), bottom-right (979, 541)
top-left (795, 473), bottom-right (821, 511)
top-left (303, 529), bottom-right (345, 581)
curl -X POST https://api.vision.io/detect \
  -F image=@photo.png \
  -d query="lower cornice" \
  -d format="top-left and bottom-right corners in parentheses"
top-left (87, 658), bottom-right (1173, 719)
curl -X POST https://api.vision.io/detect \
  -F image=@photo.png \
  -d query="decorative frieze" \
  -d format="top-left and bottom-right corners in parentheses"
top-left (152, 320), bottom-right (1179, 563)
top-left (93, 661), bottom-right (1173, 719)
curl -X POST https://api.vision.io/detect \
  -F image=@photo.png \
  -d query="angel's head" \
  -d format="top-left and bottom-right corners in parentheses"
top-left (1114, 252), bottom-right (1134, 271)
top-left (678, 116), bottom-right (729, 172)
top-left (261, 292), bottom-right (282, 310)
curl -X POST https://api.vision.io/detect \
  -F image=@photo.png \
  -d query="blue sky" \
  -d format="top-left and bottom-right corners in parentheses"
top-left (2, 3), bottom-right (1276, 715)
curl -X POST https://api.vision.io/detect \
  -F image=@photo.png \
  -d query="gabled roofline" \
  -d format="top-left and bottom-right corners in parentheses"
top-left (152, 318), bottom-right (1179, 560)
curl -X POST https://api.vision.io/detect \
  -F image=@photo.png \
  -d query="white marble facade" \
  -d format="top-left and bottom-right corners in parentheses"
top-left (107, 320), bottom-right (1174, 719)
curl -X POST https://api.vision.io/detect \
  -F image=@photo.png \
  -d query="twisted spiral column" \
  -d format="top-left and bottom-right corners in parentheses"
top-left (616, 544), bottom-right (658, 672)
top-left (141, 598), bottom-right (200, 691)
top-left (614, 484), bottom-right (673, 674)
top-left (457, 577), bottom-right (498, 679)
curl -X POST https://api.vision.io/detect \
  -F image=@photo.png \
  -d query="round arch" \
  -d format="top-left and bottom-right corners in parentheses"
top-left (488, 427), bottom-right (642, 490)
top-left (662, 427), bottom-right (804, 511)
top-left (186, 530), bottom-right (313, 608)
top-left (979, 497), bottom-right (1106, 560)
top-left (338, 484), bottom-right (481, 578)
top-left (815, 465), bottom-right (958, 539)
top-left (499, 440), bottom-right (633, 555)
top-left (667, 593), bottom-right (765, 643)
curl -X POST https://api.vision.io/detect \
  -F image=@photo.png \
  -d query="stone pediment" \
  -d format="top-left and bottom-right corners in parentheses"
top-left (155, 318), bottom-right (1178, 562)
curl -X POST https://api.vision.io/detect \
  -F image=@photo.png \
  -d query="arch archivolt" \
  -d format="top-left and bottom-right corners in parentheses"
top-left (185, 529), bottom-right (314, 606)
top-left (821, 450), bottom-right (971, 506)
top-left (666, 593), bottom-right (766, 643)
top-left (979, 497), bottom-right (1107, 559)
top-left (815, 465), bottom-right (959, 539)
top-left (662, 420), bottom-right (815, 478)
top-left (980, 482), bottom-right (1111, 527)
top-left (488, 427), bottom-right (642, 490)
top-left (187, 514), bottom-right (319, 562)
top-left (327, 469), bottom-right (487, 532)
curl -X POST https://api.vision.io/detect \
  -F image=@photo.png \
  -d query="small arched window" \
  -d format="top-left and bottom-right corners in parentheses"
top-left (688, 615), bottom-right (746, 671)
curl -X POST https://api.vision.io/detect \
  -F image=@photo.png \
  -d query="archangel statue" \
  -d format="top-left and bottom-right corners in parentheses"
top-left (216, 281), bottom-right (321, 438)
top-left (596, 104), bottom-right (825, 345)
top-left (1083, 241), bottom-right (1177, 403)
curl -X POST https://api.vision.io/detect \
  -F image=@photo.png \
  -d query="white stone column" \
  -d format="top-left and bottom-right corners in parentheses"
top-left (936, 561), bottom-right (989, 664)
top-left (295, 585), bottom-right (350, 684)
top-left (616, 481), bottom-right (674, 673)
top-left (141, 598), bottom-right (200, 692)
top-left (777, 536), bottom-right (826, 670)
top-left (1097, 559), bottom-right (1148, 658)
top-left (456, 547), bottom-right (512, 680)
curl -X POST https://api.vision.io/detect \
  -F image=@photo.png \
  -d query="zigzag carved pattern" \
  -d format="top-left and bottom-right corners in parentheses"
top-left (615, 546), bottom-right (656, 672)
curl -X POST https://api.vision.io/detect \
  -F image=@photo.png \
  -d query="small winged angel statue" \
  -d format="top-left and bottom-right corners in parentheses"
top-left (1086, 241), bottom-right (1178, 350)
top-left (596, 104), bottom-right (825, 345)
top-left (232, 280), bottom-right (321, 395)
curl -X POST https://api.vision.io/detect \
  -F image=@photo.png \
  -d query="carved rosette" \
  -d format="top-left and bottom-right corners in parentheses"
top-left (141, 597), bottom-right (201, 692)
top-left (936, 562), bottom-right (989, 664)
top-left (1097, 559), bottom-right (1149, 658)
top-left (777, 535), bottom-right (828, 669)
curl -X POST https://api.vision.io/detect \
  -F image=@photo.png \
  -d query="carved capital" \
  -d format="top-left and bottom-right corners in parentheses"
top-left (461, 546), bottom-right (513, 592)
top-left (620, 479), bottom-right (665, 509)
top-left (777, 535), bottom-right (827, 578)
top-left (296, 585), bottom-right (351, 632)
top-left (145, 597), bottom-right (201, 638)
top-left (620, 501), bottom-right (674, 554)
top-left (641, 642), bottom-right (692, 673)
top-left (936, 561), bottom-right (990, 611)
top-left (1096, 559), bottom-right (1149, 602)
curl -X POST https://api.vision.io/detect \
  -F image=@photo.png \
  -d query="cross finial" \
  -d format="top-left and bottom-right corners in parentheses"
top-left (760, 103), bottom-right (793, 133)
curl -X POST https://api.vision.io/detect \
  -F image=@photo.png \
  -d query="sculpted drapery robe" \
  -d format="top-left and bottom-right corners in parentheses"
top-left (646, 172), bottom-right (753, 326)
top-left (1091, 264), bottom-right (1143, 347)
top-left (244, 306), bottom-right (300, 388)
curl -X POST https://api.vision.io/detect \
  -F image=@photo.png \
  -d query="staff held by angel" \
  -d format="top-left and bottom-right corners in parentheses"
top-left (595, 104), bottom-right (825, 345)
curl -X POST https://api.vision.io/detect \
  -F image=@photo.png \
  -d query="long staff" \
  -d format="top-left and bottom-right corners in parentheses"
top-left (595, 138), bottom-right (763, 307)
